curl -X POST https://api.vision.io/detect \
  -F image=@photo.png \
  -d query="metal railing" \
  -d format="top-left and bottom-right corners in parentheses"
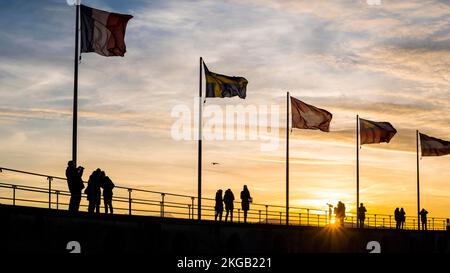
top-left (0, 166), bottom-right (448, 230)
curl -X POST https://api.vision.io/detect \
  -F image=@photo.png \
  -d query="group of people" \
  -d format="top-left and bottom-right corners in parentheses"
top-left (214, 185), bottom-right (252, 223)
top-left (334, 201), bottom-right (347, 226)
top-left (65, 160), bottom-right (115, 214)
top-left (335, 202), bottom-right (430, 230)
top-left (394, 207), bottom-right (407, 229)
top-left (66, 161), bottom-right (435, 230)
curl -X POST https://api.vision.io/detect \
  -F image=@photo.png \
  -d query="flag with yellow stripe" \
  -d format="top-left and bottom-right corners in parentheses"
top-left (203, 62), bottom-right (248, 99)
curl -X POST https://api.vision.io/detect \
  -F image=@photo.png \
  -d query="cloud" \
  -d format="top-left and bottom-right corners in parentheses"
top-left (0, 0), bottom-right (449, 217)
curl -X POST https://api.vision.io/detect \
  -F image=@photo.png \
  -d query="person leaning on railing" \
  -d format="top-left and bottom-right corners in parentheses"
top-left (224, 189), bottom-right (234, 222)
top-left (102, 174), bottom-right (115, 214)
top-left (65, 160), bottom-right (85, 212)
top-left (240, 185), bottom-right (252, 223)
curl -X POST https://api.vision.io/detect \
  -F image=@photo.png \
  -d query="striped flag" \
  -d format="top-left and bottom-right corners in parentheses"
top-left (290, 97), bottom-right (332, 132)
top-left (359, 118), bottom-right (397, 145)
top-left (80, 5), bottom-right (133, 57)
top-left (420, 133), bottom-right (450, 156)
top-left (203, 63), bottom-right (248, 99)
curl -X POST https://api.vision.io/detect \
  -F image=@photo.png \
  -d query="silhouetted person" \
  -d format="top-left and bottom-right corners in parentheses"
top-left (335, 201), bottom-right (346, 226)
top-left (420, 208), bottom-right (428, 230)
top-left (358, 203), bottom-right (367, 228)
top-left (327, 204), bottom-right (333, 223)
top-left (214, 189), bottom-right (223, 222)
top-left (101, 173), bottom-right (115, 214)
top-left (65, 160), bottom-right (85, 212)
top-left (223, 189), bottom-right (234, 222)
top-left (395, 208), bottom-right (400, 229)
top-left (85, 168), bottom-right (102, 213)
top-left (400, 208), bottom-right (406, 229)
top-left (240, 185), bottom-right (252, 223)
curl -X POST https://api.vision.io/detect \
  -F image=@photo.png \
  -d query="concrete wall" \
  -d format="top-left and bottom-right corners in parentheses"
top-left (1, 205), bottom-right (448, 254)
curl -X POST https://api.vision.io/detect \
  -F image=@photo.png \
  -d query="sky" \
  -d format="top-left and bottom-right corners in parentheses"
top-left (0, 0), bottom-right (449, 218)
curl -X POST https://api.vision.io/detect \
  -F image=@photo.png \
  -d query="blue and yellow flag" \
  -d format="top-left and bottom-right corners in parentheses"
top-left (203, 62), bottom-right (248, 99)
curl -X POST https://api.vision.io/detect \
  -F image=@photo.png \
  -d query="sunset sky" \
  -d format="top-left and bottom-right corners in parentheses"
top-left (0, 0), bottom-right (449, 218)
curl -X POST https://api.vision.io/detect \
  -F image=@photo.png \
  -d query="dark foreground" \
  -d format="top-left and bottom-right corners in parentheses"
top-left (0, 204), bottom-right (448, 254)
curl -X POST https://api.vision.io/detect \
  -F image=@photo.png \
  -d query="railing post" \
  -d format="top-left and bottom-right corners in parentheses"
top-left (188, 204), bottom-right (191, 219)
top-left (299, 213), bottom-right (301, 226)
top-left (383, 218), bottom-right (385, 229)
top-left (128, 188), bottom-right (132, 215)
top-left (265, 205), bottom-right (268, 224)
top-left (317, 214), bottom-right (320, 227)
top-left (432, 218), bottom-right (434, 230)
top-left (238, 209), bottom-right (240, 223)
top-left (389, 215), bottom-right (392, 229)
top-left (258, 210), bottom-right (261, 222)
top-left (413, 219), bottom-right (415, 230)
top-left (56, 190), bottom-right (60, 210)
top-left (375, 214), bottom-right (377, 228)
top-left (161, 193), bottom-right (165, 218)
top-left (307, 209), bottom-right (310, 226)
top-left (191, 197), bottom-right (195, 220)
top-left (47, 177), bottom-right (53, 209)
top-left (351, 216), bottom-right (354, 228)
top-left (279, 212), bottom-right (282, 225)
top-left (12, 185), bottom-right (17, 206)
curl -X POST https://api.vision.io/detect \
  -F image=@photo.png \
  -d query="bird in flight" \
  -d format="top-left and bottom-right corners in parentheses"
top-left (211, 162), bottom-right (219, 165)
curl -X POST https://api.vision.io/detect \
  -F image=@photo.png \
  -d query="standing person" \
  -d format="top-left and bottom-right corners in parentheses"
top-left (335, 201), bottom-right (346, 226)
top-left (394, 208), bottom-right (400, 229)
top-left (327, 204), bottom-right (333, 224)
top-left (400, 208), bottom-right (406, 229)
top-left (102, 173), bottom-right (115, 214)
top-left (340, 202), bottom-right (346, 226)
top-left (223, 189), bottom-right (235, 222)
top-left (85, 168), bottom-right (102, 213)
top-left (214, 189), bottom-right (223, 222)
top-left (334, 203), bottom-right (340, 224)
top-left (419, 208), bottom-right (428, 230)
top-left (358, 203), bottom-right (367, 228)
top-left (65, 160), bottom-right (85, 212)
top-left (240, 185), bottom-right (252, 223)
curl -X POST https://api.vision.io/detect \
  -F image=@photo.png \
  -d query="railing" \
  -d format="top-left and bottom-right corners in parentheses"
top-left (0, 166), bottom-right (448, 230)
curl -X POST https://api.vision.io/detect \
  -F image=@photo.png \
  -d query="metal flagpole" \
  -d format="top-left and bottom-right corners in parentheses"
top-left (286, 92), bottom-right (290, 225)
top-left (417, 130), bottom-right (420, 230)
top-left (198, 57), bottom-right (203, 220)
top-left (356, 115), bottom-right (360, 228)
top-left (72, 2), bottom-right (80, 166)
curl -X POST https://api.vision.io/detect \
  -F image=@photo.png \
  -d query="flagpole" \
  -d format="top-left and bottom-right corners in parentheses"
top-left (286, 91), bottom-right (290, 225)
top-left (356, 115), bottom-right (360, 228)
top-left (198, 57), bottom-right (203, 220)
top-left (416, 130), bottom-right (420, 230)
top-left (72, 2), bottom-right (80, 166)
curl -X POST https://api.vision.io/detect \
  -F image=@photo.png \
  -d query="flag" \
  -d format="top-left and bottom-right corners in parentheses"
top-left (80, 5), bottom-right (133, 57)
top-left (420, 133), bottom-right (450, 156)
top-left (290, 96), bottom-right (332, 132)
top-left (359, 118), bottom-right (397, 145)
top-left (203, 63), bottom-right (248, 99)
